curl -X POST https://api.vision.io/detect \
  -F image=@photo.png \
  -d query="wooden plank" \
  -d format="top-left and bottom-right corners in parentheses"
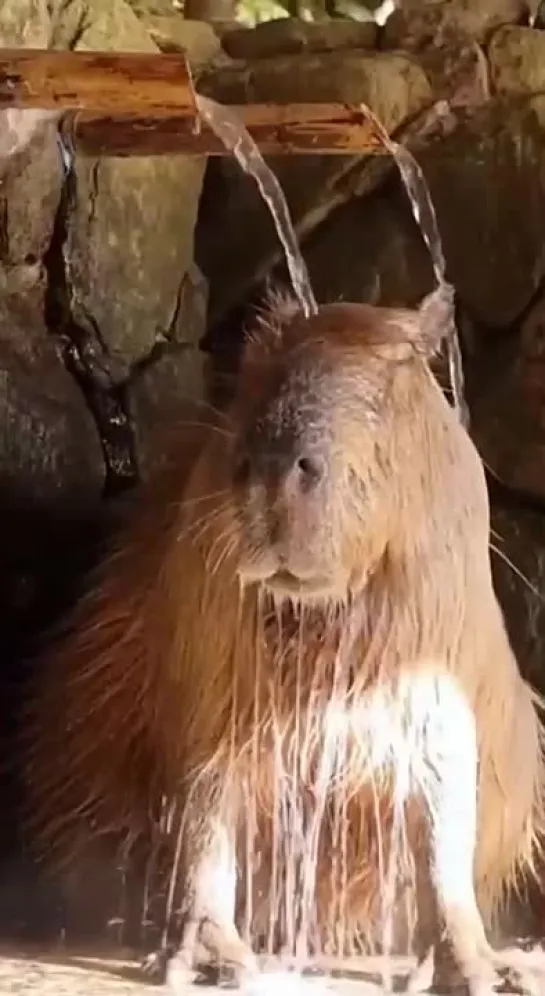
top-left (69, 104), bottom-right (386, 157)
top-left (0, 49), bottom-right (387, 156)
top-left (0, 49), bottom-right (197, 117)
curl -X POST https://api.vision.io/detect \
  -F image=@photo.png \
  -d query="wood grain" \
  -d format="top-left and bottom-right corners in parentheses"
top-left (0, 50), bottom-right (197, 116)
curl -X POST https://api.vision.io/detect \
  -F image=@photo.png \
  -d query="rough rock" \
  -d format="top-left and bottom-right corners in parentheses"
top-left (0, 281), bottom-right (104, 543)
top-left (130, 348), bottom-right (207, 479)
top-left (489, 24), bottom-right (545, 94)
top-left (128, 264), bottom-right (209, 477)
top-left (415, 97), bottom-right (545, 327)
top-left (128, 2), bottom-right (226, 62)
top-left (0, 0), bottom-right (51, 46)
top-left (381, 0), bottom-right (529, 50)
top-left (201, 47), bottom-right (429, 105)
top-left (0, 123), bottom-right (63, 270)
top-left (221, 18), bottom-right (378, 59)
top-left (0, 7), bottom-right (104, 528)
top-left (303, 174), bottom-right (435, 308)
top-left (469, 284), bottom-right (545, 500)
top-left (0, 8), bottom-right (56, 182)
top-left (49, 1), bottom-right (221, 370)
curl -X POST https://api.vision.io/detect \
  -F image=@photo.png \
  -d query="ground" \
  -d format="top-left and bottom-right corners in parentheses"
top-left (1, 946), bottom-right (545, 995)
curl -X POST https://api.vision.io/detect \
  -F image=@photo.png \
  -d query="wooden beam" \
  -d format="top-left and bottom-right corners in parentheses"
top-left (0, 49), bottom-right (197, 117)
top-left (69, 104), bottom-right (385, 157)
top-left (0, 49), bottom-right (387, 157)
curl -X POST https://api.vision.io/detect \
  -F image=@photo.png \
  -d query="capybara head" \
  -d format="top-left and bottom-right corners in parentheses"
top-left (228, 286), bottom-right (454, 602)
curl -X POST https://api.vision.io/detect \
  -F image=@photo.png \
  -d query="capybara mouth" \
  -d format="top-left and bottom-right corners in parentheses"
top-left (264, 569), bottom-right (333, 598)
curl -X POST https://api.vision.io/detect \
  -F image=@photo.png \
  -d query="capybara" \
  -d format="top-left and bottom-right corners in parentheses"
top-left (23, 286), bottom-right (545, 994)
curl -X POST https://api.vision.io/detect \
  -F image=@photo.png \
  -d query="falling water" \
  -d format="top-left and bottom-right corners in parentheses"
top-left (195, 94), bottom-right (318, 320)
top-left (359, 105), bottom-right (469, 428)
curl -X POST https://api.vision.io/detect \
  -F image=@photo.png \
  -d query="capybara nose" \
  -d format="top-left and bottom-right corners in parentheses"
top-left (284, 453), bottom-right (325, 496)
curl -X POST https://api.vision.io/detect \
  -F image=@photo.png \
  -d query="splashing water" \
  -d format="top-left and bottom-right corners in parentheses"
top-left (195, 94), bottom-right (318, 320)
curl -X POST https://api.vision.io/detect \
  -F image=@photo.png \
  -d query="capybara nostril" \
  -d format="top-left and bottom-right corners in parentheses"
top-left (295, 454), bottom-right (325, 489)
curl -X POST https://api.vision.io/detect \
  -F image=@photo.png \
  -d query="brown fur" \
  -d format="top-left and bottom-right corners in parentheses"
top-left (22, 289), bottom-right (545, 992)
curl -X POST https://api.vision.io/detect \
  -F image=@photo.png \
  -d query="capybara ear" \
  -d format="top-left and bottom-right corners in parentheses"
top-left (415, 281), bottom-right (456, 359)
top-left (244, 286), bottom-right (301, 362)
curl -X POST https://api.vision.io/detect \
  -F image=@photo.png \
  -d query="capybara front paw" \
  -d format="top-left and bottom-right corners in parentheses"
top-left (485, 947), bottom-right (541, 996)
top-left (458, 945), bottom-right (541, 995)
top-left (141, 945), bottom-right (175, 983)
top-left (405, 943), bottom-right (541, 995)
top-left (200, 916), bottom-right (259, 987)
top-left (440, 948), bottom-right (540, 996)
top-left (166, 950), bottom-right (201, 991)
top-left (166, 915), bottom-right (258, 991)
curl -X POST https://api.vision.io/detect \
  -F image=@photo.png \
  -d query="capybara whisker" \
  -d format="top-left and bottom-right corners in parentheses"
top-left (204, 522), bottom-right (238, 569)
top-left (177, 420), bottom-right (234, 440)
top-left (178, 500), bottom-right (233, 545)
top-left (175, 487), bottom-right (231, 510)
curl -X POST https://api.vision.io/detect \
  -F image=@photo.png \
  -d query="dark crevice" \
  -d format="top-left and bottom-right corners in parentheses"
top-left (486, 471), bottom-right (545, 519)
top-left (503, 273), bottom-right (545, 336)
top-left (129, 339), bottom-right (194, 383)
top-left (43, 163), bottom-right (140, 498)
top-left (67, 10), bottom-right (90, 51)
top-left (164, 270), bottom-right (185, 344)
top-left (0, 198), bottom-right (8, 262)
top-left (458, 270), bottom-right (545, 346)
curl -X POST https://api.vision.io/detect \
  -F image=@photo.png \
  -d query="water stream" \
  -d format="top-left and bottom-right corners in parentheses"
top-left (358, 105), bottom-right (468, 427)
top-left (195, 95), bottom-right (318, 320)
